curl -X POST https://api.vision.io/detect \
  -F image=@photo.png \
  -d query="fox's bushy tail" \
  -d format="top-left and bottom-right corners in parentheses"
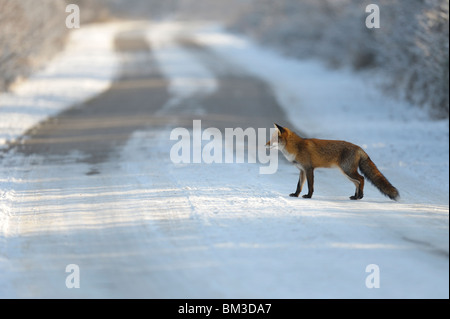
top-left (359, 153), bottom-right (399, 201)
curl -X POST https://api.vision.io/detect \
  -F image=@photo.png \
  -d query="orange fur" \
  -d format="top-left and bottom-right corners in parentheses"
top-left (268, 124), bottom-right (399, 200)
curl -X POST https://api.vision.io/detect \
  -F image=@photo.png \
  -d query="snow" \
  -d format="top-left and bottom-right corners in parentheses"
top-left (0, 21), bottom-right (124, 227)
top-left (0, 21), bottom-right (448, 298)
top-left (0, 21), bottom-right (125, 296)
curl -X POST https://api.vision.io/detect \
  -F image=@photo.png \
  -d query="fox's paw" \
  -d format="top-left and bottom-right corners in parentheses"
top-left (289, 193), bottom-right (299, 197)
top-left (302, 194), bottom-right (312, 199)
top-left (350, 193), bottom-right (363, 200)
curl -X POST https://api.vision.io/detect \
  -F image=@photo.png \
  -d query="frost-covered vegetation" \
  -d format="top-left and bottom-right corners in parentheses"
top-left (230, 0), bottom-right (449, 118)
top-left (0, 0), bottom-right (108, 92)
top-left (0, 0), bottom-right (66, 91)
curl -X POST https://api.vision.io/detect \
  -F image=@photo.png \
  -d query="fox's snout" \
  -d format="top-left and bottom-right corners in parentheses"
top-left (266, 138), bottom-right (278, 150)
top-left (266, 127), bottom-right (280, 149)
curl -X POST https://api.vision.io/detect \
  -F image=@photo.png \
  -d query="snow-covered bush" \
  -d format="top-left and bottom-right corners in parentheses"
top-left (0, 0), bottom-right (110, 92)
top-left (230, 0), bottom-right (449, 118)
top-left (0, 0), bottom-right (68, 91)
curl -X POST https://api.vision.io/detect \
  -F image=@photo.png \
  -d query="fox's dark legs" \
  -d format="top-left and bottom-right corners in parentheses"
top-left (302, 168), bottom-right (314, 198)
top-left (290, 170), bottom-right (305, 197)
top-left (343, 169), bottom-right (364, 200)
top-left (289, 167), bottom-right (365, 199)
top-left (289, 168), bottom-right (313, 199)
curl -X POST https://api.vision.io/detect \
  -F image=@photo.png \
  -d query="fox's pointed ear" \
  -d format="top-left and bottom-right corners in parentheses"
top-left (274, 123), bottom-right (286, 135)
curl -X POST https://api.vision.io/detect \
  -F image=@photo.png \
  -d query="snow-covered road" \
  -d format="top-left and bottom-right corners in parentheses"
top-left (0, 21), bottom-right (448, 298)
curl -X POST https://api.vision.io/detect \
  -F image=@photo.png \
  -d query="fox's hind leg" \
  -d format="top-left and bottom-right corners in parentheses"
top-left (342, 168), bottom-right (365, 200)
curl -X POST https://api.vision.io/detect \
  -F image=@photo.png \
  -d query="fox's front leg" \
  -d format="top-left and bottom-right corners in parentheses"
top-left (290, 170), bottom-right (305, 197)
top-left (302, 168), bottom-right (314, 198)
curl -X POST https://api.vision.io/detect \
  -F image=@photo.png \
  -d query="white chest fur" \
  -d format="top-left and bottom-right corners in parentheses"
top-left (279, 145), bottom-right (304, 171)
top-left (280, 147), bottom-right (295, 162)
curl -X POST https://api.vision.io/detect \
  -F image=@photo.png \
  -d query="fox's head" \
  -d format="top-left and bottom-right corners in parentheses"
top-left (266, 123), bottom-right (289, 150)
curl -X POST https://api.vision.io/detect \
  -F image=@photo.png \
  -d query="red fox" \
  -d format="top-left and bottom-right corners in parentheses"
top-left (266, 124), bottom-right (399, 201)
